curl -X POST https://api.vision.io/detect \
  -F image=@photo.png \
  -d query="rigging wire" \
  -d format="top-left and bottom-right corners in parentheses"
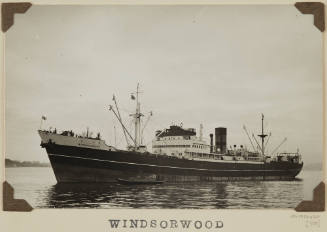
top-left (264, 132), bottom-right (272, 153)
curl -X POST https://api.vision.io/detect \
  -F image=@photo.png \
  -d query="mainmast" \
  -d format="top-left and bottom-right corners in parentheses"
top-left (257, 114), bottom-right (267, 156)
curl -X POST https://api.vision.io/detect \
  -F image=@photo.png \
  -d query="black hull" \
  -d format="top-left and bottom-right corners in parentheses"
top-left (44, 143), bottom-right (303, 182)
top-left (117, 178), bottom-right (164, 185)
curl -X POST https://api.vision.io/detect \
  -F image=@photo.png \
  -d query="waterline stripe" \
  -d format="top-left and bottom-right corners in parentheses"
top-left (48, 153), bottom-right (298, 173)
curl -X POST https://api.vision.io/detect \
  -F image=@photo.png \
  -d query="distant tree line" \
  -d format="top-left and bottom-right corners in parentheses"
top-left (5, 158), bottom-right (50, 167)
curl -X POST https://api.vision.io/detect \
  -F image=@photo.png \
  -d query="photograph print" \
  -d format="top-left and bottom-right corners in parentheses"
top-left (4, 4), bottom-right (324, 209)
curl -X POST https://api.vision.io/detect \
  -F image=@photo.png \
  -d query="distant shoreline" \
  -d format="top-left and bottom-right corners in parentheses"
top-left (5, 158), bottom-right (51, 168)
top-left (5, 166), bottom-right (51, 168)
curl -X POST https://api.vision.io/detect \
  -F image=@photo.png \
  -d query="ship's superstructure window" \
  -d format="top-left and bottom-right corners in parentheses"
top-left (153, 145), bottom-right (191, 148)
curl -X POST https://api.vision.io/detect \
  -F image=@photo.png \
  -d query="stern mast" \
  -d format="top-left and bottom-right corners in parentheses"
top-left (258, 114), bottom-right (267, 157)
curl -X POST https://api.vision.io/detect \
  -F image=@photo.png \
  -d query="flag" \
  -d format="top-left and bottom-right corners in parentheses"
top-left (42, 115), bottom-right (47, 120)
top-left (131, 94), bottom-right (135, 100)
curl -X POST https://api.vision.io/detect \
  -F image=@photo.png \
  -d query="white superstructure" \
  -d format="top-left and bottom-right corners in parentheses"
top-left (152, 125), bottom-right (211, 158)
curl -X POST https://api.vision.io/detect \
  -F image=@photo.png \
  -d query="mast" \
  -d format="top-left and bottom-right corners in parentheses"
top-left (257, 114), bottom-right (267, 156)
top-left (135, 84), bottom-right (139, 147)
top-left (109, 84), bottom-right (147, 150)
top-left (133, 83), bottom-right (143, 148)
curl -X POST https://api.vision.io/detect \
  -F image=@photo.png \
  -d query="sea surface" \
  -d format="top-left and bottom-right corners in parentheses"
top-left (5, 167), bottom-right (322, 209)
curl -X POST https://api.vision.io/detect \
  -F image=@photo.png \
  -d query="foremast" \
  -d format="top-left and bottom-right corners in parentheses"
top-left (131, 83), bottom-right (143, 148)
top-left (109, 84), bottom-right (150, 151)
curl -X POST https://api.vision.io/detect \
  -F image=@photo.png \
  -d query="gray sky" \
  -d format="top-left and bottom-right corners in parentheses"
top-left (5, 5), bottom-right (323, 166)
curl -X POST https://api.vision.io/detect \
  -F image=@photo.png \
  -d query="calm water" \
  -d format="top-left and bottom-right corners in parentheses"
top-left (5, 167), bottom-right (322, 209)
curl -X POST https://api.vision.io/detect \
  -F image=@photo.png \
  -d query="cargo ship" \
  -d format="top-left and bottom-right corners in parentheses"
top-left (38, 84), bottom-right (303, 182)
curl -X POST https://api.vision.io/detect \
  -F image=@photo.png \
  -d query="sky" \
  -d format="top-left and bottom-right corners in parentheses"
top-left (5, 5), bottom-right (323, 166)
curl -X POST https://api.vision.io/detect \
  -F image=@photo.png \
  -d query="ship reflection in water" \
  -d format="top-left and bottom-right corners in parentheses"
top-left (44, 182), bottom-right (229, 209)
top-left (42, 180), bottom-right (302, 209)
